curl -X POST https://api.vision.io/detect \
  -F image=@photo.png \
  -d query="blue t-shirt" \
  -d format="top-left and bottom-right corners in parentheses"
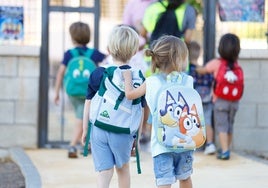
top-left (62, 46), bottom-right (106, 66)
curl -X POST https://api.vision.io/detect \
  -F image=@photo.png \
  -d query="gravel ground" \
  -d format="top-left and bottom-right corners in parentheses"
top-left (0, 159), bottom-right (25, 188)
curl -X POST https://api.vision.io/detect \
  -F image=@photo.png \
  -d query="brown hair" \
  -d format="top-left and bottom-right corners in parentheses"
top-left (145, 35), bottom-right (188, 73)
top-left (218, 33), bottom-right (240, 69)
top-left (69, 22), bottom-right (90, 45)
top-left (188, 41), bottom-right (201, 63)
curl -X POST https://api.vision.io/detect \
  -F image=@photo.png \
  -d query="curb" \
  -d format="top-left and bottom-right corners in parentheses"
top-left (9, 147), bottom-right (42, 188)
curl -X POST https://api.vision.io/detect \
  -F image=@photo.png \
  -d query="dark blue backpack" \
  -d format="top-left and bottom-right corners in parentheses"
top-left (150, 1), bottom-right (187, 45)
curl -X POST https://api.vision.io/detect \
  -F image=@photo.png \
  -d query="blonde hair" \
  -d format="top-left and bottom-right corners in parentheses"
top-left (145, 35), bottom-right (188, 73)
top-left (107, 25), bottom-right (139, 62)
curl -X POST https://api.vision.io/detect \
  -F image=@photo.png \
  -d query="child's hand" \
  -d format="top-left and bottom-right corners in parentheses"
top-left (122, 69), bottom-right (132, 80)
top-left (54, 94), bottom-right (60, 105)
top-left (81, 130), bottom-right (87, 146)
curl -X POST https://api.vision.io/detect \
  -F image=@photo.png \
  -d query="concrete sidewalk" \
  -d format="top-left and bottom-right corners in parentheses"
top-left (25, 148), bottom-right (268, 188)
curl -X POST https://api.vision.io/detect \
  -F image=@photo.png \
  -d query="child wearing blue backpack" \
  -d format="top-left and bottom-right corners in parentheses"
top-left (54, 21), bottom-right (106, 158)
top-left (81, 25), bottom-right (144, 188)
top-left (188, 41), bottom-right (216, 155)
top-left (123, 35), bottom-right (206, 188)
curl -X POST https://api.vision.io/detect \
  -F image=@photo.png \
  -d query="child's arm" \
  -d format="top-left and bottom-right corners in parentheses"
top-left (195, 66), bottom-right (208, 75)
top-left (54, 64), bottom-right (66, 105)
top-left (123, 70), bottom-right (146, 100)
top-left (81, 99), bottom-right (91, 146)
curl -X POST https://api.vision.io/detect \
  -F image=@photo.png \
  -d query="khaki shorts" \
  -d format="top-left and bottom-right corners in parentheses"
top-left (68, 96), bottom-right (85, 120)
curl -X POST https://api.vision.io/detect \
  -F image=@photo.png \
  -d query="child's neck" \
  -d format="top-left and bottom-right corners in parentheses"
top-left (113, 59), bottom-right (128, 66)
top-left (190, 60), bottom-right (198, 66)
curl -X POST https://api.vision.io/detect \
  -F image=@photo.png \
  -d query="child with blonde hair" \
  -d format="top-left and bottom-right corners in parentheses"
top-left (123, 35), bottom-right (195, 188)
top-left (81, 25), bottom-right (143, 188)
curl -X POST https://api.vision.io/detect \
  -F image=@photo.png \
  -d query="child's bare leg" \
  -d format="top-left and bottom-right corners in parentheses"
top-left (206, 125), bottom-right (214, 143)
top-left (158, 185), bottom-right (171, 188)
top-left (116, 163), bottom-right (130, 188)
top-left (219, 132), bottom-right (229, 152)
top-left (180, 177), bottom-right (192, 188)
top-left (70, 118), bottom-right (83, 146)
top-left (97, 168), bottom-right (114, 188)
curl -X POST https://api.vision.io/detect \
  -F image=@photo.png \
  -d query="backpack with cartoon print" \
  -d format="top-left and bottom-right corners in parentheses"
top-left (90, 66), bottom-right (145, 134)
top-left (64, 48), bottom-right (96, 98)
top-left (214, 59), bottom-right (244, 101)
top-left (153, 72), bottom-right (206, 151)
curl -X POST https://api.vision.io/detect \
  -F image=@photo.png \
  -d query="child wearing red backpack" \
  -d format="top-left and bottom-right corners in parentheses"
top-left (197, 33), bottom-right (244, 160)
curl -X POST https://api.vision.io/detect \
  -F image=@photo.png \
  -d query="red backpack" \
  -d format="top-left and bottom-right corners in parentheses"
top-left (214, 59), bottom-right (244, 101)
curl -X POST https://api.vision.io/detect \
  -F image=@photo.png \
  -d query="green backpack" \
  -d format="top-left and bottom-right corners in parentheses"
top-left (63, 48), bottom-right (96, 98)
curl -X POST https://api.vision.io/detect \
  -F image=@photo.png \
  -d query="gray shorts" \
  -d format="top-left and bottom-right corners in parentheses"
top-left (213, 98), bottom-right (239, 134)
top-left (203, 102), bottom-right (213, 126)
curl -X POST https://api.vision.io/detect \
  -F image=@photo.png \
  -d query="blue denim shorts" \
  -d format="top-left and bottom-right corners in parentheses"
top-left (153, 151), bottom-right (193, 186)
top-left (90, 125), bottom-right (135, 171)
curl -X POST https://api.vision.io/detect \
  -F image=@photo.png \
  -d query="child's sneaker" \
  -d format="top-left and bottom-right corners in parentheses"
top-left (68, 146), bottom-right (78, 158)
top-left (204, 143), bottom-right (216, 155)
top-left (217, 150), bottom-right (230, 160)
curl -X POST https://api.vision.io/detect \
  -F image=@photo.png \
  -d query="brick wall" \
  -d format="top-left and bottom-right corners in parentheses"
top-left (0, 46), bottom-right (40, 148)
top-left (232, 49), bottom-right (268, 156)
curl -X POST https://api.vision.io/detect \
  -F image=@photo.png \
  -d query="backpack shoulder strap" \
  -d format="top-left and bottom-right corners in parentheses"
top-left (84, 48), bottom-right (94, 58)
top-left (175, 3), bottom-right (188, 31)
top-left (216, 58), bottom-right (227, 80)
top-left (69, 48), bottom-right (80, 57)
top-left (100, 66), bottom-right (125, 110)
top-left (69, 48), bottom-right (94, 58)
top-left (158, 0), bottom-right (166, 9)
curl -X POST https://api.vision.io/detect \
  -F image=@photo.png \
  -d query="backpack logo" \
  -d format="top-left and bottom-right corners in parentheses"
top-left (64, 48), bottom-right (96, 98)
top-left (214, 59), bottom-right (244, 101)
top-left (154, 73), bottom-right (206, 151)
top-left (100, 110), bottom-right (110, 119)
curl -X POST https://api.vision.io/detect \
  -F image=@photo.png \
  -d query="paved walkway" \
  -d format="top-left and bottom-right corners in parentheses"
top-left (25, 148), bottom-right (268, 188)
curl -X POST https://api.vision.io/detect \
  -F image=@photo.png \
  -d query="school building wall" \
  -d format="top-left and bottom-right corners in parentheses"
top-left (0, 46), bottom-right (267, 157)
top-left (0, 46), bottom-right (40, 148)
top-left (232, 49), bottom-right (268, 156)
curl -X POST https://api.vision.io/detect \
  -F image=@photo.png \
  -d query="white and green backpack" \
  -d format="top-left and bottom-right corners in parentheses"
top-left (90, 66), bottom-right (145, 134)
top-left (64, 48), bottom-right (96, 98)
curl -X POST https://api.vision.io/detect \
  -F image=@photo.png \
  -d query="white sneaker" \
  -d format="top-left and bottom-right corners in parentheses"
top-left (204, 143), bottom-right (216, 155)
